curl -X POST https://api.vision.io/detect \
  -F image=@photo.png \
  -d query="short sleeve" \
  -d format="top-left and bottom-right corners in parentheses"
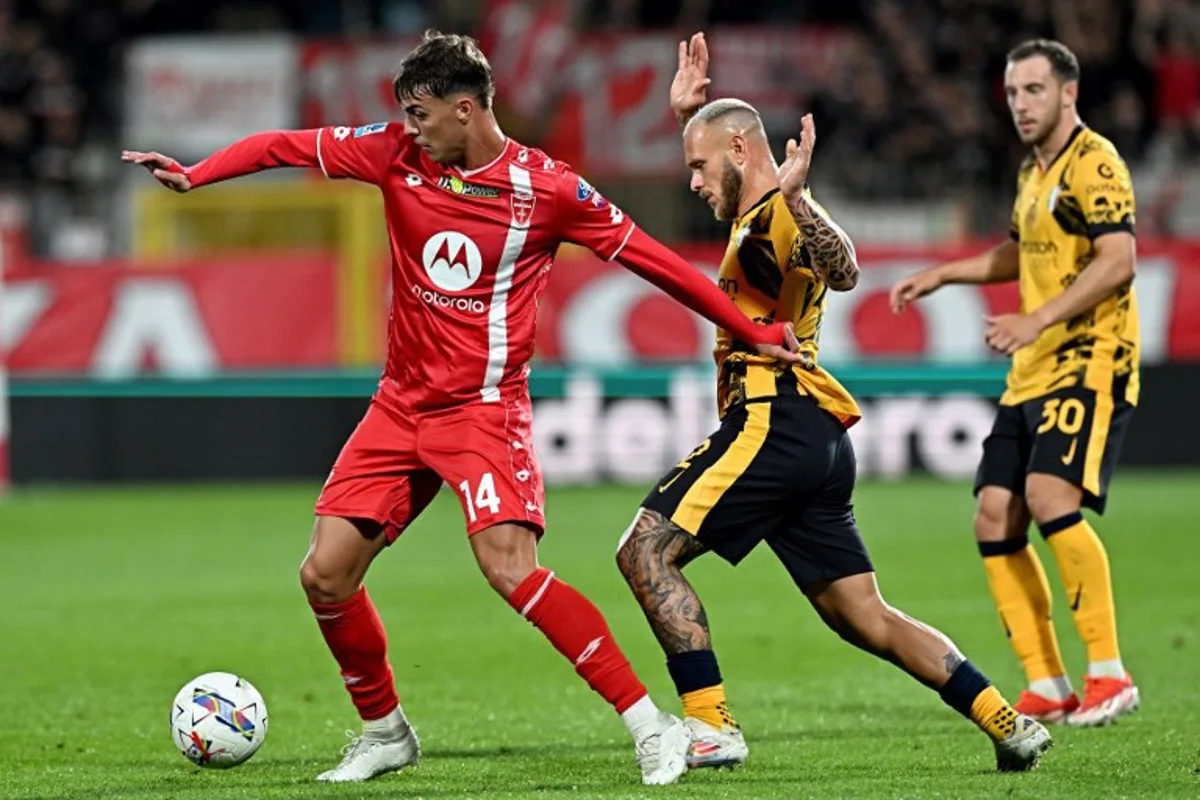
top-left (553, 168), bottom-right (636, 261)
top-left (1074, 146), bottom-right (1136, 239)
top-left (315, 122), bottom-right (403, 185)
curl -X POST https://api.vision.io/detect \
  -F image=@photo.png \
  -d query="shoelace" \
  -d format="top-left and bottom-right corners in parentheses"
top-left (335, 730), bottom-right (379, 767)
top-left (635, 730), bottom-right (663, 770)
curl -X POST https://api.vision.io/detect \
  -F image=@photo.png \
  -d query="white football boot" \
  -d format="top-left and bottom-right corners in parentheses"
top-left (634, 711), bottom-right (690, 785)
top-left (684, 717), bottom-right (748, 769)
top-left (316, 708), bottom-right (420, 782)
top-left (993, 713), bottom-right (1053, 772)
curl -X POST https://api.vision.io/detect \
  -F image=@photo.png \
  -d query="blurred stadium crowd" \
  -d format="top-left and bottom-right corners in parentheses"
top-left (2, 0), bottom-right (1199, 256)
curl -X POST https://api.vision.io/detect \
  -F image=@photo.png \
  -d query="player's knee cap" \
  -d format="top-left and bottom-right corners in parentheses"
top-left (479, 560), bottom-right (531, 598)
top-left (299, 555), bottom-right (350, 601)
top-left (972, 498), bottom-right (1009, 538)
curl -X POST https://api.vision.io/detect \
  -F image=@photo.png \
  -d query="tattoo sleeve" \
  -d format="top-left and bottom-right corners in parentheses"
top-left (790, 194), bottom-right (859, 291)
top-left (616, 509), bottom-right (712, 655)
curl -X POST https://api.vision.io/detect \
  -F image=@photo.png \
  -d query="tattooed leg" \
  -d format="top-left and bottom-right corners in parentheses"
top-left (616, 508), bottom-right (711, 654)
top-left (804, 571), bottom-right (967, 690)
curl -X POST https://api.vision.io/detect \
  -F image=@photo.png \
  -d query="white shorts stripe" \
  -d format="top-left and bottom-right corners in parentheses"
top-left (481, 164), bottom-right (531, 403)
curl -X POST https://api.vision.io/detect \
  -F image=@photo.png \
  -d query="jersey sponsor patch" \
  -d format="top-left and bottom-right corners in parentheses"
top-left (353, 122), bottom-right (388, 137)
top-left (576, 177), bottom-right (595, 202)
top-left (437, 175), bottom-right (500, 198)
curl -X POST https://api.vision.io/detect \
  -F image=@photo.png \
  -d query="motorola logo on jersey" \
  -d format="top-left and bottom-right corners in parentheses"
top-left (410, 284), bottom-right (486, 314)
top-left (422, 231), bottom-right (483, 291)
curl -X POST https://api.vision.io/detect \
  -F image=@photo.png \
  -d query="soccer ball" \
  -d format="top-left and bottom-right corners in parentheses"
top-left (170, 671), bottom-right (268, 768)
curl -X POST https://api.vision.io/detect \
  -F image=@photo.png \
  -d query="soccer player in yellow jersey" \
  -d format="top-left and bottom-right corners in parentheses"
top-left (614, 32), bottom-right (1054, 774)
top-left (891, 39), bottom-right (1139, 727)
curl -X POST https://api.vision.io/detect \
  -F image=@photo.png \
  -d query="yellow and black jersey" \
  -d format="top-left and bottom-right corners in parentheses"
top-left (1006, 125), bottom-right (1140, 407)
top-left (714, 189), bottom-right (860, 427)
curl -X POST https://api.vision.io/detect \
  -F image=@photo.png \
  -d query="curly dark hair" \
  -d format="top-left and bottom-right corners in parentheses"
top-left (392, 30), bottom-right (495, 109)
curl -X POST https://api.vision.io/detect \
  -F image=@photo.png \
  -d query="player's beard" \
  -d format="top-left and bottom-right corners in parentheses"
top-left (714, 157), bottom-right (743, 221)
top-left (1022, 102), bottom-right (1062, 148)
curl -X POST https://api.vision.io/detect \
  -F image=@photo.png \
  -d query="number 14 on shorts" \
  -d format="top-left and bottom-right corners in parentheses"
top-left (459, 472), bottom-right (502, 523)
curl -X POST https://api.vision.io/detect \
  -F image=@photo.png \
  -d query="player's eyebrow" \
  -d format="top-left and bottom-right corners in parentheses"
top-left (687, 158), bottom-right (705, 169)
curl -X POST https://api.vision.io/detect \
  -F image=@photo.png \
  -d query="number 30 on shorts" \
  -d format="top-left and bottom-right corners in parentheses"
top-left (1037, 397), bottom-right (1087, 435)
top-left (459, 473), bottom-right (501, 523)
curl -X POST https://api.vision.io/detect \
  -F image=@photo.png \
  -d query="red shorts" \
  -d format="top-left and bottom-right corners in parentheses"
top-left (314, 381), bottom-right (545, 540)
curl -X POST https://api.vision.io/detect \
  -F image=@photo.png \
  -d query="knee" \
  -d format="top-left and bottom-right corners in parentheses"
top-left (472, 527), bottom-right (540, 597)
top-left (825, 594), bottom-right (894, 649)
top-left (299, 552), bottom-right (358, 605)
top-left (479, 559), bottom-right (534, 599)
top-left (1024, 475), bottom-right (1081, 525)
top-left (974, 491), bottom-right (1024, 542)
top-left (615, 513), bottom-right (653, 579)
top-left (973, 500), bottom-right (1005, 540)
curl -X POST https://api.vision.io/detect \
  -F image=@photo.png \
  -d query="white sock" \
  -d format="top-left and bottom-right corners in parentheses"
top-left (1028, 676), bottom-right (1074, 702)
top-left (620, 695), bottom-right (660, 739)
top-left (1087, 659), bottom-right (1126, 679)
top-left (363, 706), bottom-right (409, 738)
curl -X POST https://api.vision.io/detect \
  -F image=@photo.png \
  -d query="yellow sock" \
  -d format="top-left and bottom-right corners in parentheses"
top-left (980, 540), bottom-right (1068, 682)
top-left (681, 684), bottom-right (737, 730)
top-left (970, 686), bottom-right (1019, 743)
top-left (1044, 517), bottom-right (1122, 664)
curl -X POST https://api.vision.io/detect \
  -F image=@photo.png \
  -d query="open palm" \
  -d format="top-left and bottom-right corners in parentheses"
top-left (670, 32), bottom-right (711, 123)
top-left (779, 114), bottom-right (816, 211)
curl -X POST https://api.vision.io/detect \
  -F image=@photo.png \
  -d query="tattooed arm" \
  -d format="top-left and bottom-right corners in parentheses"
top-left (778, 114), bottom-right (859, 291)
top-left (790, 192), bottom-right (859, 291)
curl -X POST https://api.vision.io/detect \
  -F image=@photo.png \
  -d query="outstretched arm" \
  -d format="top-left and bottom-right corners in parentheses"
top-left (613, 226), bottom-right (801, 362)
top-left (122, 129), bottom-right (322, 191)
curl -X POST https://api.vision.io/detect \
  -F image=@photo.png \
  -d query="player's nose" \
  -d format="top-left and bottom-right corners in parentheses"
top-left (403, 119), bottom-right (419, 137)
top-left (690, 174), bottom-right (704, 193)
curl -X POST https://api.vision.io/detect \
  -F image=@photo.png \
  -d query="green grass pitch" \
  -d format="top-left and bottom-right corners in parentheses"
top-left (2, 474), bottom-right (1198, 799)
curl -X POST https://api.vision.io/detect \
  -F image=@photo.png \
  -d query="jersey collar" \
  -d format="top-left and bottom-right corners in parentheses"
top-left (1037, 124), bottom-right (1085, 173)
top-left (453, 138), bottom-right (514, 178)
top-left (737, 188), bottom-right (779, 224)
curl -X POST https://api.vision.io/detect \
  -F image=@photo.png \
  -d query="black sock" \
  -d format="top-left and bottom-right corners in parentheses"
top-left (666, 649), bottom-right (722, 695)
top-left (938, 660), bottom-right (991, 718)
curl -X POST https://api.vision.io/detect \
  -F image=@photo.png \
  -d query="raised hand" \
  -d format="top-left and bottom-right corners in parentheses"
top-left (121, 150), bottom-right (192, 193)
top-left (670, 32), bottom-right (711, 125)
top-left (779, 114), bottom-right (815, 213)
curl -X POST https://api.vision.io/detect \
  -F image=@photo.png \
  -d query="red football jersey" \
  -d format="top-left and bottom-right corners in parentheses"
top-left (316, 123), bottom-right (632, 411)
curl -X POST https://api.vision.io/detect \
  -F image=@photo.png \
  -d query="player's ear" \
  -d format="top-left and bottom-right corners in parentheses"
top-left (1063, 79), bottom-right (1079, 107)
top-left (455, 96), bottom-right (473, 124)
top-left (729, 134), bottom-right (747, 166)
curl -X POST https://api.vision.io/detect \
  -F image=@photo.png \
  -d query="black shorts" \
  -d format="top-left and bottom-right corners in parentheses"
top-left (974, 386), bottom-right (1134, 514)
top-left (641, 392), bottom-right (874, 590)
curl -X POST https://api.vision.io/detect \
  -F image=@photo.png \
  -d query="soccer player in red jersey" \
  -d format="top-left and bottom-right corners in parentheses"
top-left (123, 31), bottom-right (799, 786)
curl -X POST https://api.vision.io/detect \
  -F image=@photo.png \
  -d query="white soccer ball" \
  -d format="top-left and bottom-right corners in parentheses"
top-left (170, 671), bottom-right (269, 768)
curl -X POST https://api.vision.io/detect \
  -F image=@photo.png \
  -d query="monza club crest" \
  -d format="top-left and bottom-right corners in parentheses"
top-left (510, 190), bottom-right (536, 229)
